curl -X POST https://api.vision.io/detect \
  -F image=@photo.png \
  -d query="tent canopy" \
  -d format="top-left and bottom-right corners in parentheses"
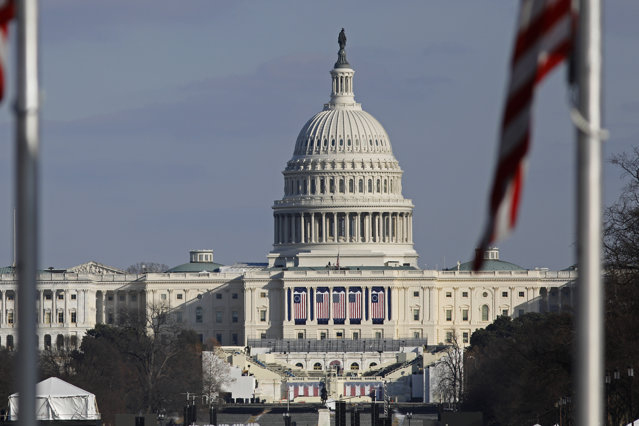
top-left (8, 377), bottom-right (100, 420)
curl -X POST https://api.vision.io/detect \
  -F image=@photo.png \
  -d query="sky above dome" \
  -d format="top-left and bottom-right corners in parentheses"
top-left (0, 1), bottom-right (637, 271)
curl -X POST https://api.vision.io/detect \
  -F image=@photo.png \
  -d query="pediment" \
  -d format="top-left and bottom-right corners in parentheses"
top-left (67, 261), bottom-right (124, 275)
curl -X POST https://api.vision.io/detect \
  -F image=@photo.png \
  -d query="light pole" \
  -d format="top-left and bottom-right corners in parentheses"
top-left (628, 366), bottom-right (634, 423)
top-left (406, 411), bottom-right (413, 426)
top-left (282, 411), bottom-right (291, 426)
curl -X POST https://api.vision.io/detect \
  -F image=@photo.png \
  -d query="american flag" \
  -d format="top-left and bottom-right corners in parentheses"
top-left (293, 289), bottom-right (307, 322)
top-left (348, 288), bottom-right (362, 320)
top-left (316, 288), bottom-right (330, 322)
top-left (371, 288), bottom-right (384, 321)
top-left (332, 288), bottom-right (346, 321)
top-left (0, 0), bottom-right (14, 101)
top-left (475, 0), bottom-right (573, 270)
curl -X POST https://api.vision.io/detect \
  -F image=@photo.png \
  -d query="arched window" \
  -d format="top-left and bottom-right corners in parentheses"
top-left (6, 335), bottom-right (13, 350)
top-left (313, 362), bottom-right (323, 370)
top-left (359, 179), bottom-right (364, 193)
top-left (56, 334), bottom-right (65, 350)
top-left (376, 179), bottom-right (381, 193)
top-left (195, 307), bottom-right (204, 323)
top-left (295, 363), bottom-right (304, 369)
top-left (70, 335), bottom-right (78, 349)
top-left (320, 178), bottom-right (325, 194)
top-left (350, 362), bottom-right (360, 370)
top-left (311, 179), bottom-right (316, 194)
top-left (369, 362), bottom-right (378, 368)
top-left (339, 179), bottom-right (345, 193)
top-left (349, 179), bottom-right (354, 193)
top-left (44, 334), bottom-right (52, 350)
top-left (384, 180), bottom-right (388, 193)
top-left (368, 179), bottom-right (373, 193)
top-left (481, 305), bottom-right (489, 321)
top-left (330, 178), bottom-right (335, 193)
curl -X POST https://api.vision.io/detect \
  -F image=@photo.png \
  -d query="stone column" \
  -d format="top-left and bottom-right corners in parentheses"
top-left (345, 212), bottom-right (350, 242)
top-left (114, 291), bottom-right (118, 324)
top-left (64, 289), bottom-right (68, 326)
top-left (53, 287), bottom-right (58, 324)
top-left (332, 213), bottom-right (337, 242)
top-left (39, 290), bottom-right (43, 324)
top-left (321, 212), bottom-right (326, 243)
top-left (1, 290), bottom-right (4, 325)
top-left (300, 213), bottom-right (305, 243)
top-left (310, 213), bottom-right (315, 243)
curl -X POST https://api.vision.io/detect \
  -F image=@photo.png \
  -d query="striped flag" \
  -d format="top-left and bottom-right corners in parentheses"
top-left (0, 0), bottom-right (14, 101)
top-left (293, 288), bottom-right (307, 323)
top-left (475, 0), bottom-right (574, 270)
top-left (332, 288), bottom-right (346, 323)
top-left (348, 287), bottom-right (362, 322)
top-left (371, 287), bottom-right (385, 322)
top-left (316, 287), bottom-right (330, 323)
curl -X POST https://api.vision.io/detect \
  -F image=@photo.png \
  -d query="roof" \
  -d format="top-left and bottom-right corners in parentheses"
top-left (35, 377), bottom-right (93, 397)
top-left (166, 261), bottom-right (224, 273)
top-left (0, 265), bottom-right (15, 274)
top-left (452, 259), bottom-right (526, 272)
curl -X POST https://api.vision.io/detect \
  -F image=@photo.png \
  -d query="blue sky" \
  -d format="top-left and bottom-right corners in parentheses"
top-left (0, 1), bottom-right (637, 271)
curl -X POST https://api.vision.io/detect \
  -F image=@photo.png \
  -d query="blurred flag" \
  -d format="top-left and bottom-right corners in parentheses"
top-left (293, 288), bottom-right (307, 323)
top-left (475, 0), bottom-right (574, 270)
top-left (0, 0), bottom-right (14, 101)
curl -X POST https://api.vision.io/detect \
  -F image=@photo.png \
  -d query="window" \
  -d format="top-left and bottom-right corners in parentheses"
top-left (502, 309), bottom-right (509, 317)
top-left (44, 334), bottom-right (52, 349)
top-left (131, 294), bottom-right (137, 302)
top-left (502, 291), bottom-right (508, 297)
top-left (119, 294), bottom-right (125, 302)
top-left (481, 305), bottom-right (489, 321)
top-left (368, 179), bottom-right (373, 193)
top-left (445, 309), bottom-right (452, 321)
top-left (446, 292), bottom-right (452, 298)
top-left (519, 291), bottom-right (525, 297)
top-left (58, 311), bottom-right (64, 323)
top-left (462, 291), bottom-right (469, 297)
top-left (195, 307), bottom-right (203, 323)
top-left (58, 293), bottom-right (64, 300)
top-left (314, 362), bottom-right (322, 370)
top-left (462, 309), bottom-right (469, 321)
top-left (463, 332), bottom-right (469, 344)
top-left (483, 292), bottom-right (488, 297)
top-left (44, 311), bottom-right (51, 324)
top-left (413, 309), bottom-right (420, 321)
top-left (232, 293), bottom-right (238, 299)
top-left (330, 178), bottom-right (335, 193)
top-left (260, 292), bottom-right (267, 298)
top-left (339, 179), bottom-right (345, 193)
top-left (260, 332), bottom-right (267, 339)
top-left (336, 331), bottom-right (344, 339)
top-left (352, 331), bottom-right (359, 339)
top-left (232, 311), bottom-right (239, 323)
top-left (45, 293), bottom-right (52, 300)
top-left (216, 294), bottom-right (222, 300)
top-left (215, 334), bottom-right (222, 344)
top-left (358, 179), bottom-right (364, 193)
top-left (108, 295), bottom-right (113, 301)
top-left (348, 179), bottom-right (354, 193)
top-left (297, 332), bottom-right (304, 339)
top-left (7, 311), bottom-right (14, 324)
top-left (6, 335), bottom-right (13, 350)
top-left (518, 309), bottom-right (525, 317)
top-left (160, 293), bottom-right (167, 301)
top-left (320, 332), bottom-right (327, 340)
top-left (350, 362), bottom-right (359, 370)
top-left (413, 331), bottom-right (421, 339)
top-left (56, 335), bottom-right (65, 350)
top-left (71, 294), bottom-right (77, 300)
top-left (177, 293), bottom-right (183, 300)
top-left (375, 331), bottom-right (383, 339)
top-left (232, 334), bottom-right (238, 345)
top-left (446, 331), bottom-right (453, 343)
top-left (259, 310), bottom-right (267, 322)
top-left (107, 312), bottom-right (114, 324)
top-left (6, 294), bottom-right (13, 301)
top-left (413, 291), bottom-right (420, 297)
top-left (216, 311), bottom-right (223, 323)
top-left (70, 311), bottom-right (77, 323)
top-left (295, 363), bottom-right (304, 368)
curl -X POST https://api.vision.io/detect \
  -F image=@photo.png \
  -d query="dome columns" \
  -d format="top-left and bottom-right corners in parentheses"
top-left (273, 210), bottom-right (413, 246)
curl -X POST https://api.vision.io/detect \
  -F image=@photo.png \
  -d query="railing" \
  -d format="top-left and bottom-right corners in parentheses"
top-left (247, 338), bottom-right (427, 353)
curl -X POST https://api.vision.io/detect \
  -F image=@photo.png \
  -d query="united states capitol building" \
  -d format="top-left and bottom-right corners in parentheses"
top-left (0, 33), bottom-right (576, 368)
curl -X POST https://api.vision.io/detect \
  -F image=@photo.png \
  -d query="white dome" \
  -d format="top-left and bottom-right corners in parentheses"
top-left (269, 30), bottom-right (418, 269)
top-left (293, 107), bottom-right (393, 157)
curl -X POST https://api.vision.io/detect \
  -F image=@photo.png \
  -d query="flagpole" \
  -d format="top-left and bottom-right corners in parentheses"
top-left (15, 0), bottom-right (39, 425)
top-left (575, 0), bottom-right (604, 425)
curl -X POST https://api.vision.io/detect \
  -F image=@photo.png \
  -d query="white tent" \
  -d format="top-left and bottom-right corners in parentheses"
top-left (8, 377), bottom-right (100, 420)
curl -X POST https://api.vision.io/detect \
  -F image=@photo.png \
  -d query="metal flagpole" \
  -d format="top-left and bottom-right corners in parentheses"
top-left (575, 0), bottom-right (604, 424)
top-left (15, 0), bottom-right (39, 425)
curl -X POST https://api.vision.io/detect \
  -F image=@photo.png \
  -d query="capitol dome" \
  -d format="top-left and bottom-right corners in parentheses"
top-left (268, 30), bottom-right (418, 268)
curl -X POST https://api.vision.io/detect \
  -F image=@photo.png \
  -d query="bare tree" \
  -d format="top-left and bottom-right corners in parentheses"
top-left (202, 350), bottom-right (234, 404)
top-left (433, 333), bottom-right (464, 410)
top-left (125, 262), bottom-right (169, 274)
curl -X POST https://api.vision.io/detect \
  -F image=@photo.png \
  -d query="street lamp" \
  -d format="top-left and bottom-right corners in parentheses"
top-left (406, 411), bottom-right (413, 426)
top-left (628, 366), bottom-right (634, 422)
top-left (283, 411), bottom-right (291, 426)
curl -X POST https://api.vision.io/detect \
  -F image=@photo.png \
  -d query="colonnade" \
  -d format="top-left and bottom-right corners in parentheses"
top-left (274, 211), bottom-right (412, 245)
